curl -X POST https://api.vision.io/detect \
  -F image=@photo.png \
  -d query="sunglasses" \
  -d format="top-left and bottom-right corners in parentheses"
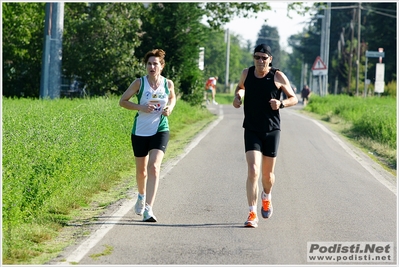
top-left (253, 55), bottom-right (269, 61)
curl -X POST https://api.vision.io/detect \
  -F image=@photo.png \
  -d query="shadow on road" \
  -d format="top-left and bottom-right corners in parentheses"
top-left (75, 215), bottom-right (245, 229)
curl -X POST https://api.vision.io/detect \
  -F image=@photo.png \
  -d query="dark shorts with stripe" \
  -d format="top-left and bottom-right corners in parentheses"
top-left (244, 129), bottom-right (280, 158)
top-left (131, 131), bottom-right (169, 157)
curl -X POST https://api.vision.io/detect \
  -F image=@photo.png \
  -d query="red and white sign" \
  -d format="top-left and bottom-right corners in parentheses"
top-left (312, 56), bottom-right (327, 70)
top-left (312, 56), bottom-right (328, 76)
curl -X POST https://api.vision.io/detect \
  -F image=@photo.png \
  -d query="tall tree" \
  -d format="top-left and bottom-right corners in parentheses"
top-left (256, 25), bottom-right (282, 68)
top-left (328, 2), bottom-right (356, 94)
top-left (202, 30), bottom-right (252, 92)
top-left (228, 34), bottom-right (253, 86)
top-left (289, 2), bottom-right (397, 95)
top-left (135, 2), bottom-right (274, 104)
top-left (136, 3), bottom-right (208, 105)
top-left (361, 2), bottom-right (397, 82)
top-left (2, 3), bottom-right (45, 97)
top-left (202, 30), bottom-right (227, 87)
top-left (62, 3), bottom-right (144, 96)
top-left (5, 2), bottom-right (319, 101)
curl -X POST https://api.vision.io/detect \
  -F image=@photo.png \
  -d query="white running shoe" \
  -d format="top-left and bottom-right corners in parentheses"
top-left (143, 205), bottom-right (157, 222)
top-left (134, 196), bottom-right (145, 215)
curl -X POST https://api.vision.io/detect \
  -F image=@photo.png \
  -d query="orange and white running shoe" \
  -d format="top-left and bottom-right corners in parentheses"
top-left (261, 199), bottom-right (273, 219)
top-left (244, 211), bottom-right (259, 228)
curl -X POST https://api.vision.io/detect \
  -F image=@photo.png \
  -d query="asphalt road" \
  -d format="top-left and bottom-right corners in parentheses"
top-left (51, 102), bottom-right (397, 265)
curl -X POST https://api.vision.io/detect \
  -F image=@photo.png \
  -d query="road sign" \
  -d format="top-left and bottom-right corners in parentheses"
top-left (365, 51), bottom-right (385, 58)
top-left (312, 69), bottom-right (328, 76)
top-left (311, 56), bottom-right (327, 70)
top-left (311, 56), bottom-right (328, 76)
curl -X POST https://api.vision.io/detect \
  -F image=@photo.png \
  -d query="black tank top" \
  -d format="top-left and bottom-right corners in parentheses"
top-left (243, 66), bottom-right (281, 132)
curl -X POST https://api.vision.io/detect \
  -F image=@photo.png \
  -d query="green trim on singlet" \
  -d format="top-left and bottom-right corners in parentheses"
top-left (131, 76), bottom-right (170, 135)
top-left (157, 77), bottom-right (169, 132)
top-left (131, 77), bottom-right (145, 134)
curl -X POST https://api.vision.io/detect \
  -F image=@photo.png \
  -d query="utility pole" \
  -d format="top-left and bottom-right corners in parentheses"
top-left (40, 3), bottom-right (64, 99)
top-left (225, 28), bottom-right (230, 93)
top-left (348, 10), bottom-right (355, 94)
top-left (319, 12), bottom-right (325, 96)
top-left (316, 3), bottom-right (330, 97)
top-left (323, 2), bottom-right (331, 96)
top-left (355, 2), bottom-right (361, 96)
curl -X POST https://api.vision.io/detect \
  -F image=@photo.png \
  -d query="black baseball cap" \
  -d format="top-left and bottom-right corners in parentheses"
top-left (254, 44), bottom-right (272, 56)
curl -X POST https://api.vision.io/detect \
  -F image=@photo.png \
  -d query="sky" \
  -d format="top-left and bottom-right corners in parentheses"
top-left (224, 2), bottom-right (314, 53)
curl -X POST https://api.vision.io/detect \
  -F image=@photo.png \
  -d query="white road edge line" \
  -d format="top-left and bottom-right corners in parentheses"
top-left (58, 105), bottom-right (224, 265)
top-left (292, 111), bottom-right (397, 196)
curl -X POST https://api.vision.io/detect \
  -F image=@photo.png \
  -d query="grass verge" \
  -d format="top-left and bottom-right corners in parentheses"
top-left (302, 94), bottom-right (396, 175)
top-left (2, 96), bottom-right (216, 264)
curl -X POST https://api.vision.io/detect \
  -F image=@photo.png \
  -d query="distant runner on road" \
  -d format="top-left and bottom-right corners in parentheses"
top-left (205, 76), bottom-right (218, 105)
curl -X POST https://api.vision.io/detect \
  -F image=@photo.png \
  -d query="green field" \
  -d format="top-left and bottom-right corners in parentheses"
top-left (2, 97), bottom-right (216, 264)
top-left (303, 94), bottom-right (396, 171)
top-left (2, 93), bottom-right (396, 264)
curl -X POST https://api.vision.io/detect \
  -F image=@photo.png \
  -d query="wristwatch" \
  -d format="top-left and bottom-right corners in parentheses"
top-left (279, 101), bottom-right (285, 109)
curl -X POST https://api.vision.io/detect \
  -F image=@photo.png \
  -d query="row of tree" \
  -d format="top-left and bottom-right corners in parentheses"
top-left (208, 2), bottom-right (396, 96)
top-left (3, 2), bottom-right (396, 104)
top-left (283, 2), bottom-right (396, 95)
top-left (3, 2), bottom-right (272, 104)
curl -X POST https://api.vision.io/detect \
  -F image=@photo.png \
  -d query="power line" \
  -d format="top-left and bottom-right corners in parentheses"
top-left (327, 5), bottom-right (359, 9)
top-left (361, 6), bottom-right (396, 18)
top-left (319, 4), bottom-right (397, 18)
top-left (362, 4), bottom-right (397, 14)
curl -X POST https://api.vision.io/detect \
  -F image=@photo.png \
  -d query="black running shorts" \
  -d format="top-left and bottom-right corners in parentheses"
top-left (244, 129), bottom-right (280, 158)
top-left (131, 131), bottom-right (169, 157)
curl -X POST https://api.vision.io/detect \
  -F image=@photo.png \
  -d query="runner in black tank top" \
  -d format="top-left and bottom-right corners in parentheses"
top-left (243, 66), bottom-right (282, 132)
top-left (232, 44), bottom-right (298, 228)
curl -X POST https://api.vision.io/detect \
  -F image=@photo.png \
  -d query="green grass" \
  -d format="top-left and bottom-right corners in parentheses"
top-left (304, 94), bottom-right (397, 170)
top-left (89, 245), bottom-right (114, 260)
top-left (2, 96), bottom-right (215, 264)
top-left (215, 92), bottom-right (235, 105)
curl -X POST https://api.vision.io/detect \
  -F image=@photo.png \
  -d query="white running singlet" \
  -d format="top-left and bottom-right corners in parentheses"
top-left (132, 76), bottom-right (170, 136)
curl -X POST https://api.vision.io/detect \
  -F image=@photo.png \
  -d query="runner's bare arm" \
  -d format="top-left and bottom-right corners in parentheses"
top-left (233, 68), bottom-right (249, 108)
top-left (274, 71), bottom-right (298, 108)
top-left (119, 78), bottom-right (143, 111)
